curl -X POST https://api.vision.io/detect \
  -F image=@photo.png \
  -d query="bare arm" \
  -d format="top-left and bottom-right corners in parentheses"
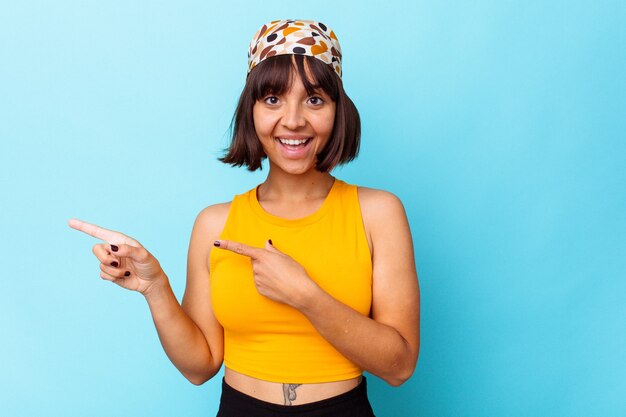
top-left (299, 189), bottom-right (420, 386)
top-left (177, 204), bottom-right (229, 384)
top-left (215, 189), bottom-right (420, 386)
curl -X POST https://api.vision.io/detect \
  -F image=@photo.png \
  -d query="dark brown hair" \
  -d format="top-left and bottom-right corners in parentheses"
top-left (219, 54), bottom-right (361, 172)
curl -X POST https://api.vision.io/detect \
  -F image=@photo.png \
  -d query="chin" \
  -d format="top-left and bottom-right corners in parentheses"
top-left (275, 161), bottom-right (318, 175)
top-left (285, 167), bottom-right (316, 176)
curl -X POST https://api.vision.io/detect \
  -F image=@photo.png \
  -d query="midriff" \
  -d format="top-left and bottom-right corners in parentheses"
top-left (224, 368), bottom-right (362, 405)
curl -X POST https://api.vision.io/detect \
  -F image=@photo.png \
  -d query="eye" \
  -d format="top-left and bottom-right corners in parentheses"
top-left (263, 96), bottom-right (280, 105)
top-left (307, 96), bottom-right (324, 106)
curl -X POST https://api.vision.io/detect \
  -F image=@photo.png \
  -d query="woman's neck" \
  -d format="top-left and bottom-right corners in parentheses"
top-left (258, 168), bottom-right (335, 205)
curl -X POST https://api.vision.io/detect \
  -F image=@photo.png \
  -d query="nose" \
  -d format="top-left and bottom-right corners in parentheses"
top-left (281, 101), bottom-right (306, 130)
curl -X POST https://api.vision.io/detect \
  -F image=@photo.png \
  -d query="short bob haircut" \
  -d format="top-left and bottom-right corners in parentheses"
top-left (220, 54), bottom-right (361, 172)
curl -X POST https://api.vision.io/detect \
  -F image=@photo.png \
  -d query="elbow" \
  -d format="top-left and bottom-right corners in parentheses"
top-left (384, 366), bottom-right (415, 387)
top-left (379, 330), bottom-right (420, 387)
top-left (383, 350), bottom-right (418, 387)
top-left (186, 374), bottom-right (210, 386)
top-left (386, 378), bottom-right (407, 387)
top-left (183, 366), bottom-right (220, 386)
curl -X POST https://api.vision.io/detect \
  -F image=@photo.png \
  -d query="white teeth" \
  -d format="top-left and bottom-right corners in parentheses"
top-left (278, 138), bottom-right (308, 146)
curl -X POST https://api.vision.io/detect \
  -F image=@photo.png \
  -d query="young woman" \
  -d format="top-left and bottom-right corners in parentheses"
top-left (69, 19), bottom-right (420, 416)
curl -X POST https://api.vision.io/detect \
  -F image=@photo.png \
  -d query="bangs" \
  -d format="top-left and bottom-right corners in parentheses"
top-left (248, 54), bottom-right (340, 102)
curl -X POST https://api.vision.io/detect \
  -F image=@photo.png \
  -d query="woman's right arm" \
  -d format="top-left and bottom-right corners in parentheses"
top-left (69, 203), bottom-right (229, 385)
top-left (170, 203), bottom-right (229, 384)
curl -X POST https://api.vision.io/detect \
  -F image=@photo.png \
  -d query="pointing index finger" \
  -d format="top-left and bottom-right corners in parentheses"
top-left (68, 218), bottom-right (123, 243)
top-left (215, 240), bottom-right (264, 259)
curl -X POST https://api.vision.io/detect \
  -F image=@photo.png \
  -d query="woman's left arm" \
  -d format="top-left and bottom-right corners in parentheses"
top-left (216, 189), bottom-right (420, 386)
top-left (299, 188), bottom-right (420, 386)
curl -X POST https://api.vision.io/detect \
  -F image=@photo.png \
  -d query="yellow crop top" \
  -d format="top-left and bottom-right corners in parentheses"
top-left (209, 179), bottom-right (373, 384)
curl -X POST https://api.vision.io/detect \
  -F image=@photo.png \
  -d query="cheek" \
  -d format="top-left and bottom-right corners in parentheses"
top-left (253, 111), bottom-right (278, 138)
top-left (319, 111), bottom-right (336, 138)
top-left (323, 105), bottom-right (336, 134)
top-left (324, 119), bottom-right (335, 136)
top-left (252, 106), bottom-right (266, 134)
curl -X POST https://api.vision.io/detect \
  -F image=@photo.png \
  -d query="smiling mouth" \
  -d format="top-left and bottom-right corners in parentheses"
top-left (275, 137), bottom-right (312, 148)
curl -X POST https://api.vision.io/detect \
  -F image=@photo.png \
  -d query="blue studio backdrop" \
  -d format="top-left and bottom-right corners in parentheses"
top-left (1, 1), bottom-right (624, 416)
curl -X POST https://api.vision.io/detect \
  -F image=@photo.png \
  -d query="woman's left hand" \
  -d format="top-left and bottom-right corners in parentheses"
top-left (214, 239), bottom-right (319, 308)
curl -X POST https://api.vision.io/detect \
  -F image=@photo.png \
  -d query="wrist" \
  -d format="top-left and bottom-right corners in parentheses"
top-left (293, 279), bottom-right (326, 312)
top-left (142, 272), bottom-right (171, 302)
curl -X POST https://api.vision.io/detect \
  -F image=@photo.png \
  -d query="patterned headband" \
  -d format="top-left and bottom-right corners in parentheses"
top-left (247, 19), bottom-right (343, 77)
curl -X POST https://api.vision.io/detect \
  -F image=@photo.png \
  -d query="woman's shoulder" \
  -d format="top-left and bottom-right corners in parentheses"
top-left (197, 201), bottom-right (232, 219)
top-left (192, 201), bottom-right (233, 241)
top-left (355, 186), bottom-right (408, 233)
top-left (192, 185), bottom-right (259, 238)
top-left (352, 185), bottom-right (412, 259)
top-left (356, 186), bottom-right (405, 212)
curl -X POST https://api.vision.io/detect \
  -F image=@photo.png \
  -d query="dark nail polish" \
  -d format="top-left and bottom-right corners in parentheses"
top-left (213, 241), bottom-right (221, 247)
top-left (268, 239), bottom-right (273, 245)
top-left (110, 261), bottom-right (119, 267)
top-left (111, 244), bottom-right (119, 252)
top-left (124, 271), bottom-right (131, 277)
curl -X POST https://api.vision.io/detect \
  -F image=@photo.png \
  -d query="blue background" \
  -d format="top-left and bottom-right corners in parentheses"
top-left (1, 1), bottom-right (624, 416)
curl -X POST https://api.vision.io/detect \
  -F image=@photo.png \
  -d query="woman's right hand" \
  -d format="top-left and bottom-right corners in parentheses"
top-left (68, 218), bottom-right (166, 295)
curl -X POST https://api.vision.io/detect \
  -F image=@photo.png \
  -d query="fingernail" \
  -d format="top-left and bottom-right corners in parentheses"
top-left (110, 261), bottom-right (119, 267)
top-left (268, 239), bottom-right (273, 245)
top-left (111, 244), bottom-right (119, 252)
top-left (124, 271), bottom-right (131, 277)
top-left (213, 241), bottom-right (221, 247)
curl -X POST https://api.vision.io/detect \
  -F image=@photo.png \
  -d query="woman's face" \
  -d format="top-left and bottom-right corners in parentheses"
top-left (253, 69), bottom-right (336, 175)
